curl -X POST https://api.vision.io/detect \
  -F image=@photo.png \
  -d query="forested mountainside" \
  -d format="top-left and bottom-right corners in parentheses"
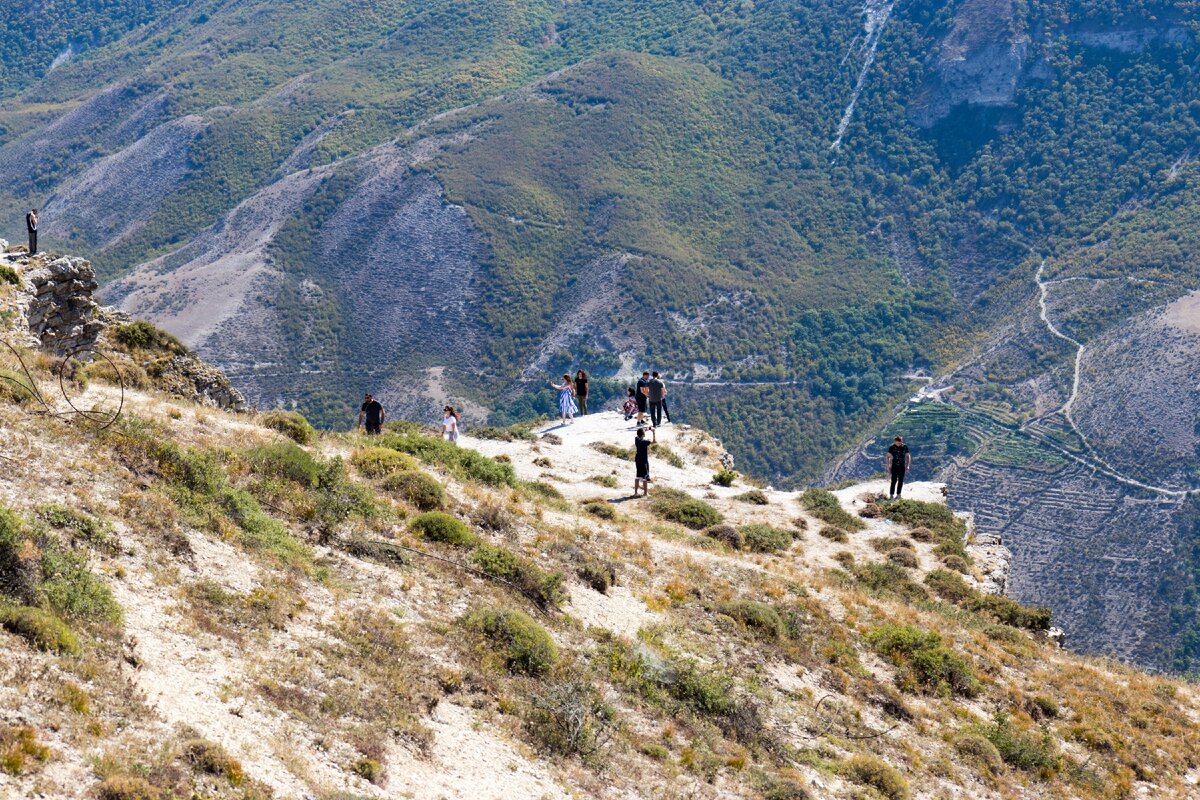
top-left (2, 1), bottom-right (1200, 669)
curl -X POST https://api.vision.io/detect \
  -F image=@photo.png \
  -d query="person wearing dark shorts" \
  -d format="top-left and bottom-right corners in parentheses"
top-left (886, 436), bottom-right (910, 499)
top-left (633, 423), bottom-right (655, 496)
top-left (357, 393), bottom-right (385, 435)
top-left (635, 371), bottom-right (650, 422)
top-left (647, 371), bottom-right (666, 427)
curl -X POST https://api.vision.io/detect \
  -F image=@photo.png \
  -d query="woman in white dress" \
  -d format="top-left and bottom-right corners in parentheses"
top-left (441, 405), bottom-right (460, 444)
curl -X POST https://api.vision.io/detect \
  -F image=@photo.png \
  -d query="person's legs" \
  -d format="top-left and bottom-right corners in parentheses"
top-left (889, 471), bottom-right (899, 499)
top-left (28, 231), bottom-right (36, 255)
top-left (650, 401), bottom-right (662, 427)
top-left (662, 399), bottom-right (671, 423)
top-left (579, 397), bottom-right (587, 416)
top-left (894, 470), bottom-right (905, 498)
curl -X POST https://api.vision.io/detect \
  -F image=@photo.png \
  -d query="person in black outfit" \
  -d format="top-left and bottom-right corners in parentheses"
top-left (647, 371), bottom-right (666, 428)
top-left (635, 371), bottom-right (650, 423)
top-left (885, 436), bottom-right (911, 499)
top-left (357, 393), bottom-right (385, 435)
top-left (633, 423), bottom-right (656, 496)
top-left (575, 369), bottom-right (589, 416)
top-left (25, 208), bottom-right (38, 255)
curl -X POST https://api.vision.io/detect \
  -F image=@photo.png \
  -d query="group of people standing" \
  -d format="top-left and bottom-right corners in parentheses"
top-left (355, 392), bottom-right (461, 444)
top-left (624, 371), bottom-right (670, 427)
top-left (549, 369), bottom-right (590, 425)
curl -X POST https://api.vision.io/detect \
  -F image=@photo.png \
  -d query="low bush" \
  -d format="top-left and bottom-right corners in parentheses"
top-left (472, 423), bottom-right (537, 442)
top-left (799, 489), bottom-right (865, 531)
top-left (908, 526), bottom-right (935, 542)
top-left (734, 489), bottom-right (769, 505)
top-left (382, 432), bottom-right (517, 487)
top-left (578, 558), bottom-right (617, 593)
top-left (245, 442), bottom-right (321, 486)
top-left (113, 321), bottom-right (186, 354)
top-left (925, 570), bottom-right (1051, 630)
top-left (869, 536), bottom-right (913, 553)
top-left (591, 442), bottom-right (634, 461)
top-left (471, 503), bottom-right (514, 534)
top-left (883, 499), bottom-right (965, 542)
top-left (589, 474), bottom-right (619, 488)
top-left (526, 678), bottom-right (615, 761)
top-left (954, 733), bottom-right (1004, 774)
top-left (0, 605), bottom-right (79, 654)
top-left (925, 569), bottom-right (976, 604)
top-left (584, 501), bottom-right (616, 520)
top-left (96, 775), bottom-right (161, 800)
top-left (651, 444), bottom-right (685, 468)
top-left (887, 548), bottom-right (918, 568)
top-left (183, 738), bottom-right (245, 785)
top-left (463, 607), bottom-right (558, 676)
top-left (706, 523), bottom-right (744, 550)
top-left (40, 545), bottom-right (123, 625)
top-left (866, 623), bottom-right (980, 697)
top-left (260, 410), bottom-right (317, 444)
top-left (36, 504), bottom-right (116, 552)
top-left (741, 524), bottom-right (792, 553)
top-left (818, 526), bottom-right (847, 543)
top-left (0, 367), bottom-right (36, 405)
top-left (648, 488), bottom-right (722, 530)
top-left (0, 724), bottom-right (50, 777)
top-left (351, 757), bottom-right (383, 784)
top-left (982, 712), bottom-right (1061, 776)
top-left (666, 659), bottom-right (734, 716)
top-left (523, 480), bottom-right (564, 500)
top-left (0, 264), bottom-right (20, 285)
top-left (350, 447), bottom-right (417, 478)
top-left (940, 554), bottom-right (970, 573)
top-left (717, 600), bottom-right (785, 639)
top-left (711, 469), bottom-right (737, 487)
top-left (471, 544), bottom-right (564, 607)
top-left (842, 754), bottom-right (909, 800)
top-left (410, 512), bottom-right (476, 548)
top-left (383, 471), bottom-right (445, 511)
top-left (851, 562), bottom-right (928, 602)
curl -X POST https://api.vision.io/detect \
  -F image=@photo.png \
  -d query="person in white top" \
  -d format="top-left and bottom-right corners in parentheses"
top-left (441, 405), bottom-right (460, 444)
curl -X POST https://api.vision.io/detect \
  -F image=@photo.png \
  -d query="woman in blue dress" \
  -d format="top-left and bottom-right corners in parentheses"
top-left (550, 373), bottom-right (578, 425)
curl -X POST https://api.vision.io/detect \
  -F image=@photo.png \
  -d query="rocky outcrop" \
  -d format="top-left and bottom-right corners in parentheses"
top-left (10, 253), bottom-right (105, 356)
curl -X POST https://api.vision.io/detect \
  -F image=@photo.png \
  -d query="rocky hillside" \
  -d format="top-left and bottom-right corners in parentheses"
top-left (3, 255), bottom-right (1200, 799)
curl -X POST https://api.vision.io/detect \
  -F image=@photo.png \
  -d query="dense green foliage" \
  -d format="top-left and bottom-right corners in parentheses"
top-left (463, 607), bottom-right (558, 676)
top-left (866, 623), bottom-right (981, 698)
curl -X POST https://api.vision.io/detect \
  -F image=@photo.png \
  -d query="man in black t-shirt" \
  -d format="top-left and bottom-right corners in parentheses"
top-left (647, 371), bottom-right (666, 428)
top-left (357, 393), bottom-right (385, 435)
top-left (885, 436), bottom-right (911, 500)
top-left (635, 371), bottom-right (650, 423)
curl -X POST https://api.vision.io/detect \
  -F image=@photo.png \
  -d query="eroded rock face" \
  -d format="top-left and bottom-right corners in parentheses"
top-left (15, 254), bottom-right (105, 356)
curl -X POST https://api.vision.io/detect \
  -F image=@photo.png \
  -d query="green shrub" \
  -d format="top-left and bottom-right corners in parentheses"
top-left (383, 470), bottom-right (446, 511)
top-left (96, 775), bottom-right (161, 800)
top-left (925, 570), bottom-right (1051, 630)
top-left (351, 757), bottom-right (382, 783)
top-left (381, 432), bottom-right (516, 487)
top-left (183, 738), bottom-right (245, 784)
top-left (0, 367), bottom-right (36, 405)
top-left (261, 409), bottom-right (317, 445)
top-left (925, 568), bottom-right (976, 604)
top-left (734, 489), bottom-right (769, 505)
top-left (591, 442), bottom-right (634, 461)
top-left (883, 499), bottom-right (965, 542)
top-left (583, 501), bottom-right (615, 520)
top-left (740, 523), bottom-right (792, 553)
top-left (841, 754), bottom-right (909, 800)
top-left (799, 489), bottom-right (864, 531)
top-left (851, 562), bottom-right (928, 602)
top-left (0, 724), bottom-right (51, 776)
top-left (578, 558), bottom-right (617, 593)
top-left (523, 480), bottom-right (564, 500)
top-left (711, 469), bottom-right (737, 487)
top-left (651, 444), bottom-right (685, 468)
top-left (818, 525), bottom-right (848, 543)
top-left (471, 544), bottom-right (564, 607)
top-left (982, 712), bottom-right (1061, 776)
top-left (717, 600), bottom-right (784, 639)
top-left (887, 548), bottom-right (918, 568)
top-left (589, 474), bottom-right (619, 488)
top-left (866, 623), bottom-right (980, 698)
top-left (0, 508), bottom-right (39, 603)
top-left (648, 488), bottom-right (722, 529)
top-left (36, 504), bottom-right (116, 552)
top-left (666, 660), bottom-right (734, 716)
top-left (463, 607), bottom-right (558, 676)
top-left (350, 447), bottom-right (418, 478)
top-left (113, 321), bottom-right (185, 354)
top-left (472, 423), bottom-right (537, 442)
top-left (0, 264), bottom-right (20, 285)
top-left (940, 553), bottom-right (970, 573)
top-left (410, 512), bottom-right (476, 548)
top-left (245, 442), bottom-right (321, 486)
top-left (954, 733), bottom-right (1004, 774)
top-left (706, 523), bottom-right (744, 550)
top-left (0, 605), bottom-right (79, 654)
top-left (40, 546), bottom-right (122, 625)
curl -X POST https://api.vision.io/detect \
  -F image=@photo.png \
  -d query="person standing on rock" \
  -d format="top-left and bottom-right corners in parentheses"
top-left (635, 371), bottom-right (650, 423)
top-left (357, 393), bottom-right (385, 436)
top-left (575, 369), bottom-right (589, 416)
top-left (550, 373), bottom-right (577, 425)
top-left (647, 371), bottom-right (666, 428)
top-left (25, 209), bottom-right (38, 256)
top-left (633, 422), bottom-right (656, 496)
top-left (441, 405), bottom-right (460, 444)
top-left (885, 436), bottom-right (911, 500)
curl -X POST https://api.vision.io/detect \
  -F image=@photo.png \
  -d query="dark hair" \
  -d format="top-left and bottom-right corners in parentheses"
top-left (627, 387), bottom-right (635, 396)
top-left (636, 427), bottom-right (645, 439)
top-left (562, 373), bottom-right (571, 382)
top-left (894, 436), bottom-right (903, 442)
top-left (576, 369), bottom-right (587, 380)
top-left (651, 371), bottom-right (660, 378)
top-left (642, 371), bottom-right (650, 376)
